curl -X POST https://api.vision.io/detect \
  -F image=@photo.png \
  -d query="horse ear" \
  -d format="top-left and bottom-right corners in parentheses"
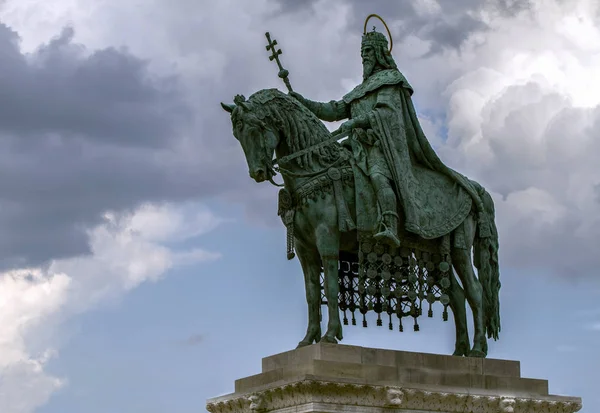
top-left (221, 102), bottom-right (235, 113)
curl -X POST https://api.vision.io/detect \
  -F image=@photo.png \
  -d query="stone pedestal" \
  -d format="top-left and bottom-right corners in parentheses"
top-left (206, 343), bottom-right (582, 413)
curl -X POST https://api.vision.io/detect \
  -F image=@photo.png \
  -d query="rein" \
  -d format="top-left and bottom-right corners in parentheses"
top-left (266, 129), bottom-right (350, 187)
top-left (276, 129), bottom-right (350, 165)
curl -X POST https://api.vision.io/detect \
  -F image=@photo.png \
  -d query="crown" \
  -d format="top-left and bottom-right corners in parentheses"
top-left (362, 14), bottom-right (393, 55)
top-left (362, 30), bottom-right (388, 49)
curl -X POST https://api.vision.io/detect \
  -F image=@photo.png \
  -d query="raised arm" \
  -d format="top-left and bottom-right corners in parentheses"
top-left (289, 92), bottom-right (350, 122)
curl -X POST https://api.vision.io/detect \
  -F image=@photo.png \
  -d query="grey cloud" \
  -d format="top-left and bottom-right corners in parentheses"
top-left (273, 0), bottom-right (491, 54)
top-left (420, 16), bottom-right (488, 56)
top-left (0, 26), bottom-right (188, 148)
top-left (0, 23), bottom-right (247, 268)
top-left (494, 0), bottom-right (533, 16)
top-left (346, 0), bottom-right (531, 55)
top-left (270, 0), bottom-right (320, 15)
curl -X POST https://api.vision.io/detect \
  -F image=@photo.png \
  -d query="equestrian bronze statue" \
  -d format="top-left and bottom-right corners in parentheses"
top-left (221, 15), bottom-right (501, 358)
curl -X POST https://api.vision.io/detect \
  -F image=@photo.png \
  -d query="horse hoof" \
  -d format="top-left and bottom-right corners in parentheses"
top-left (468, 349), bottom-right (486, 358)
top-left (296, 340), bottom-right (312, 348)
top-left (453, 343), bottom-right (470, 357)
top-left (320, 335), bottom-right (338, 344)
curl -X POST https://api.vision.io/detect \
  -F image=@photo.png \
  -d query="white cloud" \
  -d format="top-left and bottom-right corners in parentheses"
top-left (412, 0), bottom-right (442, 17)
top-left (0, 0), bottom-right (359, 92)
top-left (0, 202), bottom-right (221, 413)
top-left (414, 0), bottom-right (600, 275)
top-left (127, 203), bottom-right (226, 244)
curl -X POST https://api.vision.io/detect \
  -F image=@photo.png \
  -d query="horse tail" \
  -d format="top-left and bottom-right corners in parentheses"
top-left (471, 181), bottom-right (501, 340)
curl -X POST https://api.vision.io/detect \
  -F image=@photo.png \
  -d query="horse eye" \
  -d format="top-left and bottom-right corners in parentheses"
top-left (248, 127), bottom-right (261, 137)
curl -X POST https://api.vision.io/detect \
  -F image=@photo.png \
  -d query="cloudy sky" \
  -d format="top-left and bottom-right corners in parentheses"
top-left (0, 0), bottom-right (598, 411)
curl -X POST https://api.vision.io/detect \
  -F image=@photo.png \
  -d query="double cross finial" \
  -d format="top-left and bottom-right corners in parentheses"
top-left (265, 32), bottom-right (293, 92)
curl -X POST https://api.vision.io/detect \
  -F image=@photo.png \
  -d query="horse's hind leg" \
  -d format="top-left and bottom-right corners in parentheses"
top-left (295, 242), bottom-right (323, 348)
top-left (452, 227), bottom-right (487, 357)
top-left (447, 268), bottom-right (470, 357)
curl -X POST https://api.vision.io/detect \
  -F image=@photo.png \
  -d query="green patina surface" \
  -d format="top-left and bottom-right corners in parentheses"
top-left (221, 17), bottom-right (501, 358)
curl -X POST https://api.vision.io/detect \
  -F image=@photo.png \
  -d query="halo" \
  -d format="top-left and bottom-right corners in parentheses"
top-left (363, 13), bottom-right (393, 54)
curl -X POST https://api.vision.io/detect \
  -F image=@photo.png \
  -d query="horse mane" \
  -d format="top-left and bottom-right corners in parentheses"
top-left (247, 89), bottom-right (337, 167)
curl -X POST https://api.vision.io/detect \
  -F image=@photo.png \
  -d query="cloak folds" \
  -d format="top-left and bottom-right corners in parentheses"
top-left (344, 69), bottom-right (490, 239)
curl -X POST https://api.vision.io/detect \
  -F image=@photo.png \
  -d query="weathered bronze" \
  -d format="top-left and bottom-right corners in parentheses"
top-left (221, 16), bottom-right (501, 358)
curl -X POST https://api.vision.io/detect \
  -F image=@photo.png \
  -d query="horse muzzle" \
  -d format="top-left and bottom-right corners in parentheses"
top-left (250, 166), bottom-right (270, 183)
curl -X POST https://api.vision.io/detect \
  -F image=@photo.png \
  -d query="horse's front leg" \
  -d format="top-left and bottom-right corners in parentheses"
top-left (295, 241), bottom-right (323, 348)
top-left (315, 225), bottom-right (342, 343)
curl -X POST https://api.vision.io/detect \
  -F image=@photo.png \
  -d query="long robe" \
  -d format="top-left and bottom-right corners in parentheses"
top-left (318, 69), bottom-right (489, 239)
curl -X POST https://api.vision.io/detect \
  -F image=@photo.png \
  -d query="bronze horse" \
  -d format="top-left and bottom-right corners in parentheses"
top-left (222, 89), bottom-right (500, 357)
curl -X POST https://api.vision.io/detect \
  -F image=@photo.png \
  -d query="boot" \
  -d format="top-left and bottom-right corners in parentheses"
top-left (374, 211), bottom-right (401, 247)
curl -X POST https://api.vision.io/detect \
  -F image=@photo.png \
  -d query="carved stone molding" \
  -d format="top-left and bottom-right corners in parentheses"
top-left (206, 380), bottom-right (582, 413)
top-left (247, 394), bottom-right (266, 412)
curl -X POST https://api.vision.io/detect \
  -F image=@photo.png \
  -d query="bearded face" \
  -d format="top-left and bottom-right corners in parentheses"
top-left (361, 45), bottom-right (376, 80)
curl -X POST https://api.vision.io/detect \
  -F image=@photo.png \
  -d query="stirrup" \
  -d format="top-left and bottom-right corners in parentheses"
top-left (381, 211), bottom-right (399, 219)
top-left (374, 229), bottom-right (400, 247)
top-left (374, 211), bottom-right (400, 247)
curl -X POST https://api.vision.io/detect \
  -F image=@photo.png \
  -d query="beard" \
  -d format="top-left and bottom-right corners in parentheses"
top-left (362, 59), bottom-right (375, 81)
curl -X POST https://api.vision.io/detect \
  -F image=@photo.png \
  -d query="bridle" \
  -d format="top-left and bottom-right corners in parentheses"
top-left (266, 129), bottom-right (351, 187)
top-left (234, 95), bottom-right (350, 188)
top-left (257, 128), bottom-right (285, 188)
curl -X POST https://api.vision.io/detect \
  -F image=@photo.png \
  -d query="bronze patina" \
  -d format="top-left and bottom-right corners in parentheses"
top-left (221, 15), bottom-right (501, 358)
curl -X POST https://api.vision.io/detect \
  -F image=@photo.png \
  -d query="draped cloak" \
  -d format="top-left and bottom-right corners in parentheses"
top-left (342, 69), bottom-right (490, 240)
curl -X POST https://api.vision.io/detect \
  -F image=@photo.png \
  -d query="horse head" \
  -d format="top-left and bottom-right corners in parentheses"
top-left (221, 94), bottom-right (281, 184)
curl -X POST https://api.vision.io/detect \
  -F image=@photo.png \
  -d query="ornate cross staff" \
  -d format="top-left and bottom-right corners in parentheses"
top-left (265, 32), bottom-right (293, 92)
